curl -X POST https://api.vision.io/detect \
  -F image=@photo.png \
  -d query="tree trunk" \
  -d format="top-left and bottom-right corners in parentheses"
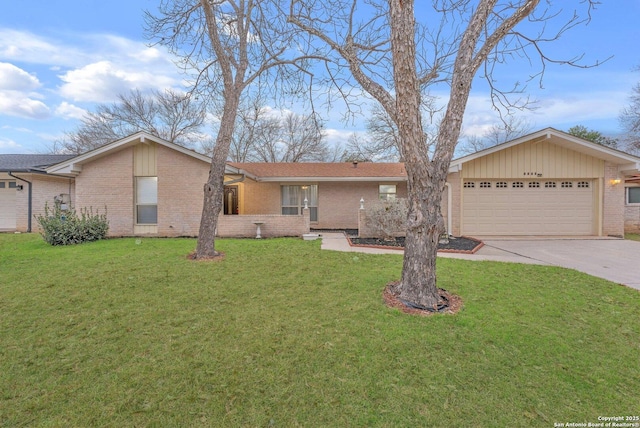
top-left (195, 93), bottom-right (240, 258)
top-left (389, 0), bottom-right (442, 309)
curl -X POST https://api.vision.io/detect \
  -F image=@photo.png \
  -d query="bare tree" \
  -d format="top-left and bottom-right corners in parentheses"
top-left (289, 0), bottom-right (601, 309)
top-left (146, 0), bottom-right (309, 258)
top-left (620, 76), bottom-right (640, 154)
top-left (458, 116), bottom-right (533, 155)
top-left (55, 89), bottom-right (206, 154)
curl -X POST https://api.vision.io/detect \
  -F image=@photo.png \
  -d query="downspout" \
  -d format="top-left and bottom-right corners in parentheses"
top-left (445, 182), bottom-right (452, 236)
top-left (8, 172), bottom-right (32, 232)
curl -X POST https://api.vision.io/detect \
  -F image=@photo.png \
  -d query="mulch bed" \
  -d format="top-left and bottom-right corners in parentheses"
top-left (187, 251), bottom-right (226, 261)
top-left (347, 235), bottom-right (483, 253)
top-left (383, 281), bottom-right (462, 316)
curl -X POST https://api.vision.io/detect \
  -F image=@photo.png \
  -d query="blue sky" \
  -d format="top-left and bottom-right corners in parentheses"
top-left (1, 1), bottom-right (639, 154)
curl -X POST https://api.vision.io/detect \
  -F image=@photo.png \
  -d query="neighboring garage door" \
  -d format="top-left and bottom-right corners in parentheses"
top-left (0, 181), bottom-right (17, 230)
top-left (463, 179), bottom-right (594, 236)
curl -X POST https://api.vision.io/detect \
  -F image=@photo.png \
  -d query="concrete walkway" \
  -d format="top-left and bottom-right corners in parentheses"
top-left (319, 233), bottom-right (640, 291)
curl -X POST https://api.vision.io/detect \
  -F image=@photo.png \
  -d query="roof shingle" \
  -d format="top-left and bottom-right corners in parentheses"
top-left (0, 154), bottom-right (76, 172)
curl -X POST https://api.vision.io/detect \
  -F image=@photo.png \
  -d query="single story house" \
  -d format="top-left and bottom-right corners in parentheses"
top-left (2, 128), bottom-right (639, 238)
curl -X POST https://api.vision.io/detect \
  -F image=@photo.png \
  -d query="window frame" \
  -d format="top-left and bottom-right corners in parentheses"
top-left (627, 186), bottom-right (640, 205)
top-left (281, 184), bottom-right (318, 222)
top-left (135, 176), bottom-right (158, 225)
top-left (378, 184), bottom-right (397, 201)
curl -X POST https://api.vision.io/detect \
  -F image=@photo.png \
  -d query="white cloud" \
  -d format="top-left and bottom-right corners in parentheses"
top-left (0, 62), bottom-right (41, 91)
top-left (58, 60), bottom-right (178, 103)
top-left (55, 102), bottom-right (86, 120)
top-left (0, 91), bottom-right (50, 119)
top-left (0, 29), bottom-right (87, 67)
top-left (0, 137), bottom-right (24, 153)
top-left (0, 63), bottom-right (49, 119)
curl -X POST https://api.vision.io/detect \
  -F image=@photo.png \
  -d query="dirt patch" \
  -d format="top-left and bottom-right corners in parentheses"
top-left (187, 251), bottom-right (226, 262)
top-left (383, 281), bottom-right (462, 316)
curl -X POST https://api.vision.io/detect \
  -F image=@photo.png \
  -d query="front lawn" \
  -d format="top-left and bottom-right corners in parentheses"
top-left (1, 234), bottom-right (638, 426)
top-left (626, 233), bottom-right (640, 241)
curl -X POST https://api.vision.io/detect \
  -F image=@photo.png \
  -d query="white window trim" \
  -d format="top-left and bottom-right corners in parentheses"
top-left (627, 185), bottom-right (640, 205)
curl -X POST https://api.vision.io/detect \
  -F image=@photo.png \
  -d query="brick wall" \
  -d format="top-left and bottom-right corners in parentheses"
top-left (75, 147), bottom-right (134, 236)
top-left (157, 145), bottom-right (209, 236)
top-left (602, 162), bottom-right (625, 237)
top-left (14, 174), bottom-right (75, 232)
top-left (625, 185), bottom-right (640, 233)
top-left (240, 180), bottom-right (281, 214)
top-left (217, 210), bottom-right (310, 238)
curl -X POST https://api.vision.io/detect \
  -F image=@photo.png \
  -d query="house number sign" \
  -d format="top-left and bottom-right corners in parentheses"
top-left (523, 172), bottom-right (543, 177)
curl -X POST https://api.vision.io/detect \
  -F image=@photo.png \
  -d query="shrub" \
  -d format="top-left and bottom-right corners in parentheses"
top-left (364, 198), bottom-right (408, 240)
top-left (35, 203), bottom-right (109, 245)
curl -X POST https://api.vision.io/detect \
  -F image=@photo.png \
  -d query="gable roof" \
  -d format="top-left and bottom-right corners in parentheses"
top-left (0, 154), bottom-right (76, 172)
top-left (450, 127), bottom-right (640, 174)
top-left (227, 162), bottom-right (407, 182)
top-left (46, 131), bottom-right (213, 176)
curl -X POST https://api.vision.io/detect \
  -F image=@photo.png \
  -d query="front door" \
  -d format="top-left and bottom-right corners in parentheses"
top-left (224, 185), bottom-right (238, 215)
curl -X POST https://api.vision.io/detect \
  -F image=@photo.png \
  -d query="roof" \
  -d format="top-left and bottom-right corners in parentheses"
top-left (0, 154), bottom-right (76, 172)
top-left (450, 127), bottom-right (640, 174)
top-left (46, 131), bottom-right (213, 176)
top-left (227, 162), bottom-right (407, 182)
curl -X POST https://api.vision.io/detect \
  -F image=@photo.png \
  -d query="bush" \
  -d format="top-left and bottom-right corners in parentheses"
top-left (35, 203), bottom-right (109, 245)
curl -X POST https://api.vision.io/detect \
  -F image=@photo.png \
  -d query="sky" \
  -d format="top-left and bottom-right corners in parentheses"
top-left (0, 1), bottom-right (639, 154)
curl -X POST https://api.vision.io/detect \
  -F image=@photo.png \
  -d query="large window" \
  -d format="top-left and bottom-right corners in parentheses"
top-left (628, 187), bottom-right (640, 204)
top-left (281, 185), bottom-right (318, 222)
top-left (379, 184), bottom-right (397, 201)
top-left (136, 177), bottom-right (158, 224)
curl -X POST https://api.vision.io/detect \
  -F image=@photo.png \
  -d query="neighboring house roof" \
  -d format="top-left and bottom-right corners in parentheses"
top-left (227, 162), bottom-right (407, 182)
top-left (450, 127), bottom-right (640, 174)
top-left (46, 131), bottom-right (214, 176)
top-left (0, 154), bottom-right (76, 172)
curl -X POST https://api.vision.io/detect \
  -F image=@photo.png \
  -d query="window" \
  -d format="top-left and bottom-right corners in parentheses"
top-left (628, 187), bottom-right (640, 204)
top-left (545, 182), bottom-right (557, 188)
top-left (512, 182), bottom-right (524, 188)
top-left (577, 181), bottom-right (590, 188)
top-left (496, 182), bottom-right (508, 188)
top-left (479, 182), bottom-right (491, 188)
top-left (0, 182), bottom-right (4, 189)
top-left (282, 185), bottom-right (318, 222)
top-left (561, 181), bottom-right (573, 188)
top-left (463, 182), bottom-right (475, 188)
top-left (528, 182), bottom-right (540, 188)
top-left (8, 181), bottom-right (16, 188)
top-left (379, 184), bottom-right (397, 201)
top-left (136, 177), bottom-right (158, 224)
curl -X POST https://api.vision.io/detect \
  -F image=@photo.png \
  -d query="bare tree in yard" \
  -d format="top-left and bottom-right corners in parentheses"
top-left (55, 89), bottom-right (206, 154)
top-left (459, 115), bottom-right (533, 155)
top-left (146, 0), bottom-right (309, 258)
top-left (620, 74), bottom-right (640, 154)
top-left (289, 0), bottom-right (601, 309)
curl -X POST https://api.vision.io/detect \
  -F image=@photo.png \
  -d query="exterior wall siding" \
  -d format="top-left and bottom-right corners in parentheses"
top-left (156, 144), bottom-right (209, 237)
top-left (462, 140), bottom-right (605, 179)
top-left (75, 147), bottom-right (134, 236)
top-left (602, 162), bottom-right (625, 236)
top-left (14, 174), bottom-right (75, 232)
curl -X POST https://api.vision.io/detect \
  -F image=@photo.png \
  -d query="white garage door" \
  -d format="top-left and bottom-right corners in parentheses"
top-left (0, 181), bottom-right (17, 230)
top-left (463, 179), bottom-right (594, 236)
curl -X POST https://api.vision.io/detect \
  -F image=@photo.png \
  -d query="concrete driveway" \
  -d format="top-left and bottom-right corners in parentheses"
top-left (477, 238), bottom-right (640, 290)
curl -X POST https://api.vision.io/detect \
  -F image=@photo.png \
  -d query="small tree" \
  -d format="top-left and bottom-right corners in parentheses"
top-left (567, 125), bottom-right (618, 148)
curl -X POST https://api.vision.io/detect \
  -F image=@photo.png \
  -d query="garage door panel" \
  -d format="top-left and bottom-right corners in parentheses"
top-left (462, 180), bottom-right (594, 236)
top-left (0, 181), bottom-right (17, 229)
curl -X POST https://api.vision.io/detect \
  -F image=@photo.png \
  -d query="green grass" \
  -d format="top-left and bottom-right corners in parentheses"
top-left (626, 233), bottom-right (640, 241)
top-left (1, 234), bottom-right (639, 427)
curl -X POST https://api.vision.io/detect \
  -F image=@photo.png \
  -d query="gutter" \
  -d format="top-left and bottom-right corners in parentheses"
top-left (8, 172), bottom-right (32, 232)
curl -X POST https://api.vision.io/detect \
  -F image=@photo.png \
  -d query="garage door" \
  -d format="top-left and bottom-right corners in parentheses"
top-left (0, 181), bottom-right (17, 230)
top-left (462, 179), bottom-right (594, 236)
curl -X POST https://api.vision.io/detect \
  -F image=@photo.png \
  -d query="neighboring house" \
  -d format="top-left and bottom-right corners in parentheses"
top-left (2, 128), bottom-right (640, 238)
